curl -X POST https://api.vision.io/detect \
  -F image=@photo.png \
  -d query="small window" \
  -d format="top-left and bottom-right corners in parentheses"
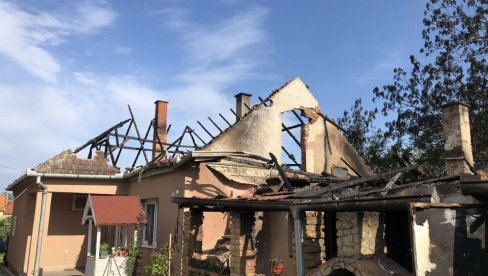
top-left (11, 216), bottom-right (16, 236)
top-left (142, 199), bottom-right (158, 248)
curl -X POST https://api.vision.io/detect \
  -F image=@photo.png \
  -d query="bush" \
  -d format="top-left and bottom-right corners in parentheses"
top-left (144, 244), bottom-right (170, 276)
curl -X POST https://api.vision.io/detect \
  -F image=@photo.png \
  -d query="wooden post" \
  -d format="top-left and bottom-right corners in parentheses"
top-left (168, 233), bottom-right (172, 276)
top-left (114, 225), bottom-right (120, 247)
top-left (95, 226), bottom-right (101, 260)
top-left (87, 219), bottom-right (92, 256)
top-left (123, 226), bottom-right (128, 247)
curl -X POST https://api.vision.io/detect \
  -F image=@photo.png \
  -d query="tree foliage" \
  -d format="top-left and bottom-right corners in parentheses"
top-left (341, 0), bottom-right (488, 174)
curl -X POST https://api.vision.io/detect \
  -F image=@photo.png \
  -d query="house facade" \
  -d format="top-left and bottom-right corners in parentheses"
top-left (6, 77), bottom-right (488, 276)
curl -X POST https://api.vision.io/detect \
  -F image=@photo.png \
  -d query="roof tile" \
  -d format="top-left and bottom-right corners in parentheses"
top-left (90, 195), bottom-right (146, 226)
top-left (35, 149), bottom-right (120, 175)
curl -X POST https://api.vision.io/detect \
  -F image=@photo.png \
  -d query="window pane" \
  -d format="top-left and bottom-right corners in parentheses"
top-left (145, 204), bottom-right (155, 245)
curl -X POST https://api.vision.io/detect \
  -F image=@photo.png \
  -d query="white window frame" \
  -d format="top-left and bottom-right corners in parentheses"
top-left (141, 199), bottom-right (158, 248)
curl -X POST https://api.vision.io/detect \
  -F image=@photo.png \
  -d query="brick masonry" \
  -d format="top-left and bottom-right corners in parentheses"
top-left (229, 211), bottom-right (256, 276)
top-left (291, 211), bottom-right (326, 272)
top-left (441, 102), bottom-right (473, 175)
top-left (153, 100), bottom-right (168, 161)
top-left (308, 257), bottom-right (368, 276)
top-left (182, 209), bottom-right (204, 276)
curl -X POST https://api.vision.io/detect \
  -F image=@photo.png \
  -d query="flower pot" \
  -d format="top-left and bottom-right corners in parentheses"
top-left (272, 263), bottom-right (284, 275)
top-left (100, 250), bottom-right (109, 259)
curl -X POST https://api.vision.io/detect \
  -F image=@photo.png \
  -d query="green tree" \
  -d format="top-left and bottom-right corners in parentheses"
top-left (343, 0), bottom-right (488, 174)
top-left (0, 217), bottom-right (11, 241)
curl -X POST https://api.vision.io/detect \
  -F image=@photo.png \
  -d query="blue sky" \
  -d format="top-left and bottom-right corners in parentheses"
top-left (0, 0), bottom-right (425, 188)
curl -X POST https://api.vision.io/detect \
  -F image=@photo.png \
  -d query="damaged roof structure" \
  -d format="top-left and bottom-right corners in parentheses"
top-left (6, 77), bottom-right (488, 276)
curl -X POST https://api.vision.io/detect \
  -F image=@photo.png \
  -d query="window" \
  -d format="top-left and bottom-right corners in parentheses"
top-left (142, 199), bottom-right (158, 248)
top-left (11, 216), bottom-right (16, 236)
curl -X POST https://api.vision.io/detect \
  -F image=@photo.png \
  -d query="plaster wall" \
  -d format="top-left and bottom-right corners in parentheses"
top-left (260, 212), bottom-right (296, 276)
top-left (7, 177), bottom-right (127, 275)
top-left (127, 167), bottom-right (187, 275)
top-left (42, 178), bottom-right (127, 194)
top-left (302, 119), bottom-right (326, 173)
top-left (40, 193), bottom-right (88, 271)
top-left (409, 204), bottom-right (488, 275)
top-left (324, 121), bottom-right (373, 177)
top-left (204, 78), bottom-right (319, 163)
top-left (7, 179), bottom-right (37, 275)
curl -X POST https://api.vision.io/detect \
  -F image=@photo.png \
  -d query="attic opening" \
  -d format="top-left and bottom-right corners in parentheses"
top-left (280, 109), bottom-right (308, 169)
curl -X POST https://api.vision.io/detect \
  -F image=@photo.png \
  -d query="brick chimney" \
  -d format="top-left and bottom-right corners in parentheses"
top-left (153, 100), bottom-right (168, 161)
top-left (441, 102), bottom-right (474, 176)
top-left (235, 92), bottom-right (252, 120)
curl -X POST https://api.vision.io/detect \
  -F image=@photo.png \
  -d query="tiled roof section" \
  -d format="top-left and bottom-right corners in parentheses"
top-left (91, 195), bottom-right (146, 226)
top-left (0, 194), bottom-right (5, 210)
top-left (34, 149), bottom-right (120, 175)
top-left (4, 202), bottom-right (13, 215)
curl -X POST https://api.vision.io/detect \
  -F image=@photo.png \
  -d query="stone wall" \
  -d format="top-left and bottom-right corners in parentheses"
top-left (336, 212), bottom-right (385, 258)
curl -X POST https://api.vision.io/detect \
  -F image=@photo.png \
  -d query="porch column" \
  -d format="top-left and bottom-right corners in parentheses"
top-left (95, 226), bottom-right (101, 260)
top-left (182, 209), bottom-right (204, 276)
top-left (87, 219), bottom-right (93, 256)
top-left (229, 211), bottom-right (256, 276)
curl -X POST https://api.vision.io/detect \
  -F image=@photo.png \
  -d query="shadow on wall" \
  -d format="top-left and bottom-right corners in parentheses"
top-left (453, 208), bottom-right (488, 275)
top-left (46, 193), bottom-right (88, 270)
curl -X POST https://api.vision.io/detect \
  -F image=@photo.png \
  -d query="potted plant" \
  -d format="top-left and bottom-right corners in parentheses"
top-left (270, 256), bottom-right (284, 275)
top-left (100, 242), bottom-right (110, 259)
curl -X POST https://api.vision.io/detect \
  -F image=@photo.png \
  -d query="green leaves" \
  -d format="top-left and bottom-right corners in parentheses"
top-left (343, 0), bottom-right (488, 175)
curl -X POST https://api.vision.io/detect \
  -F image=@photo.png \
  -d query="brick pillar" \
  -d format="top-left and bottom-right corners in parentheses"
top-left (153, 100), bottom-right (168, 161)
top-left (336, 212), bottom-right (385, 258)
top-left (291, 211), bottom-right (326, 272)
top-left (441, 102), bottom-right (474, 175)
top-left (230, 211), bottom-right (256, 276)
top-left (182, 209), bottom-right (203, 276)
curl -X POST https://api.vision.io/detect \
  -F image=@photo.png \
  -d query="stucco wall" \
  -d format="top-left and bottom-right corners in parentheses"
top-left (41, 193), bottom-right (88, 271)
top-left (204, 77), bottom-right (319, 163)
top-left (7, 179), bottom-right (37, 275)
top-left (7, 177), bottom-right (126, 275)
top-left (127, 166), bottom-right (190, 275)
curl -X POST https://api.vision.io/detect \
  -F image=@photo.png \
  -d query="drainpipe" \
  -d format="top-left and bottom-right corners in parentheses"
top-left (290, 207), bottom-right (305, 276)
top-left (33, 176), bottom-right (48, 276)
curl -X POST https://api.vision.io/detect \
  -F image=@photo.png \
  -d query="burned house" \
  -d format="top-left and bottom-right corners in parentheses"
top-left (5, 77), bottom-right (488, 276)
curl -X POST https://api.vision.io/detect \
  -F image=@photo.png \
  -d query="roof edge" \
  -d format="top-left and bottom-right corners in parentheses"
top-left (6, 169), bottom-right (124, 191)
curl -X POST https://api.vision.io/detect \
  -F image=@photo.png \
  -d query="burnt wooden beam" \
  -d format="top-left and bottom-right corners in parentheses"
top-left (75, 118), bottom-right (131, 153)
top-left (269, 152), bottom-right (294, 191)
top-left (282, 123), bottom-right (303, 132)
top-left (208, 117), bottom-right (223, 133)
top-left (128, 105), bottom-right (149, 164)
top-left (198, 121), bottom-right (215, 139)
top-left (219, 113), bottom-right (232, 127)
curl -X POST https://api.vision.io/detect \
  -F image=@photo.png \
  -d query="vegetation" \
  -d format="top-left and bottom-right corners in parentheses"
top-left (339, 0), bottom-right (488, 174)
top-left (269, 256), bottom-right (284, 266)
top-left (0, 217), bottom-right (11, 241)
top-left (144, 244), bottom-right (170, 276)
top-left (100, 242), bottom-right (110, 252)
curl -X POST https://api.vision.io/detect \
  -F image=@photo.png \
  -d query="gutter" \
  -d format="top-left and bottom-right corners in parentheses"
top-left (33, 176), bottom-right (47, 276)
top-left (460, 178), bottom-right (488, 199)
top-left (6, 169), bottom-right (124, 191)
